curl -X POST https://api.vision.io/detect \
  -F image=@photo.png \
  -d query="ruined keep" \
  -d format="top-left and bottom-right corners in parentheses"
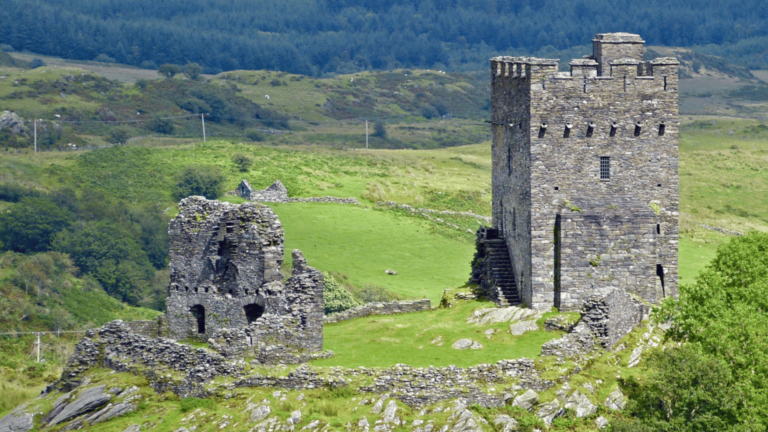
top-left (479, 33), bottom-right (679, 311)
top-left (165, 197), bottom-right (324, 360)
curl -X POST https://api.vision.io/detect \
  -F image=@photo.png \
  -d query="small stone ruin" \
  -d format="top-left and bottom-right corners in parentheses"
top-left (236, 179), bottom-right (289, 202)
top-left (166, 196), bottom-right (324, 362)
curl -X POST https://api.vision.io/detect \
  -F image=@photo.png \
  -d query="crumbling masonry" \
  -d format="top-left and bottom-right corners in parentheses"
top-left (166, 197), bottom-right (324, 361)
top-left (476, 33), bottom-right (679, 310)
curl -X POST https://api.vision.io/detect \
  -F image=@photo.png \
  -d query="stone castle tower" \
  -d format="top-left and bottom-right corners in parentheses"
top-left (479, 33), bottom-right (679, 311)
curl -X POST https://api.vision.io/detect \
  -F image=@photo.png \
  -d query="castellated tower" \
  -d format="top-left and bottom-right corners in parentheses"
top-left (486, 33), bottom-right (679, 311)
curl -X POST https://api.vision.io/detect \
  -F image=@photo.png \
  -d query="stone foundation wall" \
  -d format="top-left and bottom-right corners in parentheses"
top-left (124, 316), bottom-right (169, 339)
top-left (323, 299), bottom-right (431, 324)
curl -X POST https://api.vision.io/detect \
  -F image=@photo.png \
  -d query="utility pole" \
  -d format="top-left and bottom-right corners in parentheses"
top-left (201, 114), bottom-right (206, 142)
top-left (365, 119), bottom-right (369, 150)
top-left (34, 120), bottom-right (37, 154)
top-left (36, 333), bottom-right (41, 362)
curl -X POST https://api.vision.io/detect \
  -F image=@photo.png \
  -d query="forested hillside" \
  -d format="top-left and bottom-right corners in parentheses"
top-left (1, 0), bottom-right (768, 75)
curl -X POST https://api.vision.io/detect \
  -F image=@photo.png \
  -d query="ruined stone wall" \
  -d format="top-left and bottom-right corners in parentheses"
top-left (323, 299), bottom-right (431, 324)
top-left (491, 57), bottom-right (534, 307)
top-left (166, 197), bottom-right (285, 340)
top-left (491, 33), bottom-right (679, 310)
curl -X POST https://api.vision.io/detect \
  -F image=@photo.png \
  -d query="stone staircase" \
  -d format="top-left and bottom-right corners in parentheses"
top-left (484, 238), bottom-right (520, 306)
top-left (470, 227), bottom-right (521, 307)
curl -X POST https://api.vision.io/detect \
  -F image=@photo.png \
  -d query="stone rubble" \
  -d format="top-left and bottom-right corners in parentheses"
top-left (324, 300), bottom-right (431, 324)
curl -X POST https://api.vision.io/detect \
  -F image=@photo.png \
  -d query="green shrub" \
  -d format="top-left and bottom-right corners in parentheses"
top-left (231, 152), bottom-right (253, 172)
top-left (349, 283), bottom-right (401, 304)
top-left (323, 272), bottom-right (359, 315)
top-left (107, 127), bottom-right (132, 145)
top-left (149, 117), bottom-right (175, 135)
top-left (245, 128), bottom-right (265, 142)
top-left (172, 165), bottom-right (226, 200)
top-left (179, 397), bottom-right (215, 412)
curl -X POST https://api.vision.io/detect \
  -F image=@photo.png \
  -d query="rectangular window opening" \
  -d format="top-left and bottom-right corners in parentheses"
top-left (538, 123), bottom-right (547, 138)
top-left (564, 124), bottom-right (572, 138)
top-left (586, 123), bottom-right (595, 138)
top-left (659, 123), bottom-right (666, 136)
top-left (609, 123), bottom-right (617, 137)
top-left (663, 76), bottom-right (668, 91)
top-left (600, 156), bottom-right (610, 180)
top-left (634, 124), bottom-right (642, 137)
top-left (656, 224), bottom-right (661, 234)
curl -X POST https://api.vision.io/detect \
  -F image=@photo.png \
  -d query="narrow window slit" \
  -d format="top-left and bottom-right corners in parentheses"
top-left (634, 122), bottom-right (642, 137)
top-left (656, 224), bottom-right (661, 235)
top-left (586, 123), bottom-right (595, 138)
top-left (538, 123), bottom-right (547, 138)
top-left (564, 123), bottom-right (573, 138)
top-left (663, 76), bottom-right (667, 91)
top-left (659, 122), bottom-right (666, 136)
top-left (507, 144), bottom-right (512, 176)
top-left (610, 122), bottom-right (617, 137)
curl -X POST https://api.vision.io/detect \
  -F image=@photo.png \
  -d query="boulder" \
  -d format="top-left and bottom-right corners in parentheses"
top-left (511, 390), bottom-right (539, 411)
top-left (250, 405), bottom-right (271, 422)
top-left (564, 392), bottom-right (597, 418)
top-left (449, 409), bottom-right (482, 432)
top-left (628, 347), bottom-right (643, 368)
top-left (604, 389), bottom-right (627, 411)
top-left (596, 416), bottom-right (609, 429)
top-left (382, 401), bottom-right (399, 425)
top-left (536, 400), bottom-right (565, 426)
top-left (288, 410), bottom-right (302, 425)
top-left (122, 426), bottom-right (141, 432)
top-left (48, 385), bottom-right (112, 426)
top-left (493, 415), bottom-right (518, 432)
top-left (451, 339), bottom-right (474, 350)
top-left (0, 111), bottom-right (25, 135)
top-left (509, 319), bottom-right (539, 336)
top-left (0, 405), bottom-right (35, 432)
top-left (85, 402), bottom-right (136, 425)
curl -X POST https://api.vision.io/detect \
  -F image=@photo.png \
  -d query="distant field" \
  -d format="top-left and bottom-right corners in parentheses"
top-left (270, 202), bottom-right (474, 305)
top-left (9, 52), bottom-right (162, 83)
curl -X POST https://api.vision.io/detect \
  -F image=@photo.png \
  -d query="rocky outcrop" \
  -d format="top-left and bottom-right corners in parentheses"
top-left (324, 300), bottom-right (431, 324)
top-left (0, 405), bottom-right (35, 432)
top-left (0, 111), bottom-right (27, 135)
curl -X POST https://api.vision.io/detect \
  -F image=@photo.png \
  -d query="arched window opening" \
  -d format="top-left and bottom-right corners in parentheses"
top-left (190, 305), bottom-right (205, 334)
top-left (244, 304), bottom-right (265, 325)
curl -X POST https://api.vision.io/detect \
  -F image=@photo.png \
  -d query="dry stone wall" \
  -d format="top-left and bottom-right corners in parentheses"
top-left (490, 32), bottom-right (679, 310)
top-left (323, 300), bottom-right (431, 324)
top-left (236, 179), bottom-right (359, 205)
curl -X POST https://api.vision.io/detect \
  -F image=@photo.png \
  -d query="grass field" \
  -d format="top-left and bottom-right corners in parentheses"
top-left (270, 203), bottom-right (474, 305)
top-left (313, 300), bottom-right (563, 368)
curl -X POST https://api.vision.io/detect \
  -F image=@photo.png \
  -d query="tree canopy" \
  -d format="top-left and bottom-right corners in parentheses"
top-left (2, 0), bottom-right (768, 75)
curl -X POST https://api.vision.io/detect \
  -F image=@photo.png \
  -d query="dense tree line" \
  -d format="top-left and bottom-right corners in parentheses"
top-left (1, 0), bottom-right (767, 75)
top-left (0, 185), bottom-right (169, 308)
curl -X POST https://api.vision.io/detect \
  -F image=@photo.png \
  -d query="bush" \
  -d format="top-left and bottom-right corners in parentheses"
top-left (323, 272), bottom-right (359, 314)
top-left (172, 165), bottom-right (226, 200)
top-left (107, 127), bottom-right (132, 145)
top-left (349, 283), bottom-right (401, 304)
top-left (0, 183), bottom-right (43, 202)
top-left (180, 397), bottom-right (215, 412)
top-left (149, 117), bottom-right (175, 135)
top-left (421, 105), bottom-right (440, 119)
top-left (30, 58), bottom-right (46, 69)
top-left (245, 128), bottom-right (265, 142)
top-left (373, 120), bottom-right (387, 139)
top-left (0, 44), bottom-right (14, 52)
top-left (158, 63), bottom-right (182, 79)
top-left (231, 152), bottom-right (253, 172)
top-left (184, 62), bottom-right (203, 80)
top-left (270, 79), bottom-right (282, 86)
top-left (94, 54), bottom-right (116, 63)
